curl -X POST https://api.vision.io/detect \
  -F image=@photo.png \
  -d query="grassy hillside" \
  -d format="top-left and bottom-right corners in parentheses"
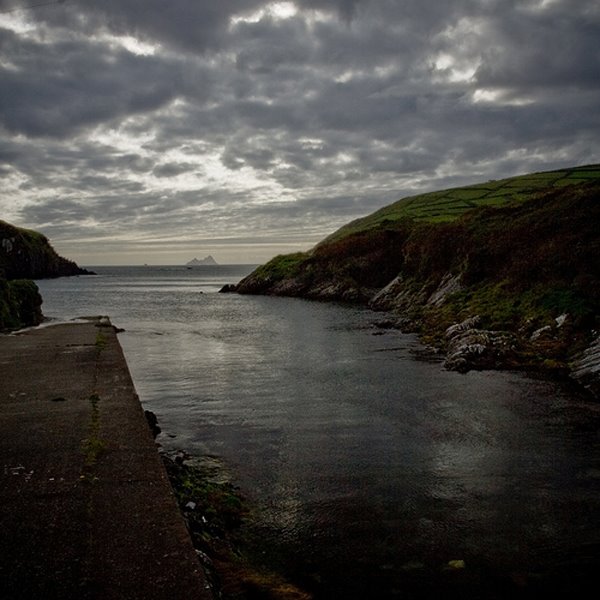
top-left (322, 164), bottom-right (600, 244)
top-left (238, 164), bottom-right (600, 296)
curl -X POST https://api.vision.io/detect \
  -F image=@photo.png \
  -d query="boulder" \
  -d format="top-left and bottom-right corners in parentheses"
top-left (445, 315), bottom-right (481, 339)
top-left (571, 334), bottom-right (600, 399)
top-left (444, 326), bottom-right (520, 373)
top-left (427, 272), bottom-right (463, 307)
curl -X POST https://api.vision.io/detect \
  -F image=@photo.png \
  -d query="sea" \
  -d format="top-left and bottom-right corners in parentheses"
top-left (36, 265), bottom-right (600, 599)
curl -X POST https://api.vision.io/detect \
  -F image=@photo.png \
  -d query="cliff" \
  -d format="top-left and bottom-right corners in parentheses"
top-left (0, 220), bottom-right (92, 330)
top-left (0, 279), bottom-right (43, 331)
top-left (0, 220), bottom-right (92, 280)
top-left (235, 165), bottom-right (600, 396)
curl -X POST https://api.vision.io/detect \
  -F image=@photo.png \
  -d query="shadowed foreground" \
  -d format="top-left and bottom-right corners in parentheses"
top-left (0, 318), bottom-right (211, 600)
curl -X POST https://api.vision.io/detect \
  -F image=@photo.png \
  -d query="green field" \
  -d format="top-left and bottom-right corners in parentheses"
top-left (323, 164), bottom-right (600, 243)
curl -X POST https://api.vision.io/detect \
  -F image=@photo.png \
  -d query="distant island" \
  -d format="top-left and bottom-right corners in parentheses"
top-left (186, 256), bottom-right (218, 266)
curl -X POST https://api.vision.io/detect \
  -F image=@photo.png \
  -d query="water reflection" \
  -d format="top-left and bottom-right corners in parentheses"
top-left (37, 268), bottom-right (600, 598)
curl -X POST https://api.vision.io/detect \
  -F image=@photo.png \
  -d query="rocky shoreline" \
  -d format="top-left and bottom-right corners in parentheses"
top-left (145, 412), bottom-right (312, 600)
top-left (221, 182), bottom-right (600, 401)
top-left (222, 279), bottom-right (600, 400)
top-left (375, 308), bottom-right (600, 400)
top-left (571, 334), bottom-right (600, 398)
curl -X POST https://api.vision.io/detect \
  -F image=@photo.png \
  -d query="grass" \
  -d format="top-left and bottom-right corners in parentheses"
top-left (321, 164), bottom-right (600, 245)
top-left (0, 278), bottom-right (43, 330)
top-left (250, 252), bottom-right (309, 281)
top-left (95, 332), bottom-right (107, 352)
top-left (81, 393), bottom-right (105, 481)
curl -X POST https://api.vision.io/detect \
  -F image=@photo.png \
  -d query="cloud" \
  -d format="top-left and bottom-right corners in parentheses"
top-left (0, 0), bottom-right (598, 264)
top-left (0, 27), bottom-right (186, 137)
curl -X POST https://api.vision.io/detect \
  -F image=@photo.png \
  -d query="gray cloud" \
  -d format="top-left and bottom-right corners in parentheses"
top-left (0, 30), bottom-right (186, 137)
top-left (0, 0), bottom-right (599, 264)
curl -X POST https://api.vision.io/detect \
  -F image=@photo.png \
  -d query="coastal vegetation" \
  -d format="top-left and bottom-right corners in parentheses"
top-left (0, 219), bottom-right (92, 330)
top-left (81, 393), bottom-right (105, 482)
top-left (0, 278), bottom-right (43, 330)
top-left (235, 164), bottom-right (600, 392)
top-left (321, 164), bottom-right (600, 240)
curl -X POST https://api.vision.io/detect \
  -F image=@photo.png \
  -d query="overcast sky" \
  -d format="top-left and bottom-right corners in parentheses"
top-left (1, 0), bottom-right (599, 265)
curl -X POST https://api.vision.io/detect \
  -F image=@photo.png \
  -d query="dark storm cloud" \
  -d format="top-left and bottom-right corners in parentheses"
top-left (474, 1), bottom-right (600, 90)
top-left (152, 162), bottom-right (198, 178)
top-left (0, 28), bottom-right (188, 137)
top-left (1, 0), bottom-right (599, 262)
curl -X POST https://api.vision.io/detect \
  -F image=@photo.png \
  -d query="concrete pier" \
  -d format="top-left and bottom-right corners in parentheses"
top-left (0, 318), bottom-right (211, 599)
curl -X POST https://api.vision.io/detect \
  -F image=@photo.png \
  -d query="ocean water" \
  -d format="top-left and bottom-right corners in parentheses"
top-left (36, 266), bottom-right (600, 598)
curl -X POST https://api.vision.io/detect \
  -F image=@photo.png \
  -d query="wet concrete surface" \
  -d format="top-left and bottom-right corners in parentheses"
top-left (0, 318), bottom-right (211, 599)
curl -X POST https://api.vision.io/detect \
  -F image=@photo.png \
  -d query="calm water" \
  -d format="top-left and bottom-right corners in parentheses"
top-left (37, 266), bottom-right (600, 598)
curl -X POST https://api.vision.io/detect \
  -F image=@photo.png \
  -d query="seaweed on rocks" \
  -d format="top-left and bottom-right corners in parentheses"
top-left (161, 449), bottom-right (312, 600)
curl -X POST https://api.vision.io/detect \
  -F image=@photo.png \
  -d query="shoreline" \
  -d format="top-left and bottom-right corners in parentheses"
top-left (224, 283), bottom-right (600, 402)
top-left (154, 439), bottom-right (313, 600)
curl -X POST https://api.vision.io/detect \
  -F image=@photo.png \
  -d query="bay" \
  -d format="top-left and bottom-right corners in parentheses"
top-left (36, 266), bottom-right (600, 598)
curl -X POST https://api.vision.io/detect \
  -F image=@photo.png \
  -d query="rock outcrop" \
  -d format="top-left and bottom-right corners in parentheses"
top-left (219, 283), bottom-right (238, 293)
top-left (427, 272), bottom-right (464, 307)
top-left (369, 275), bottom-right (427, 313)
top-left (369, 272), bottom-right (465, 327)
top-left (571, 334), bottom-right (600, 398)
top-left (443, 317), bottom-right (521, 373)
top-left (186, 256), bottom-right (218, 266)
top-left (0, 279), bottom-right (43, 330)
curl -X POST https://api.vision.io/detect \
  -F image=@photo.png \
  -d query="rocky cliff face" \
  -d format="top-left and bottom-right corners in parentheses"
top-left (0, 220), bottom-right (92, 280)
top-left (571, 334), bottom-right (600, 398)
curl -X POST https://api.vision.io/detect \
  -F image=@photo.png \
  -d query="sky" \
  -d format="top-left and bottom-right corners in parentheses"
top-left (0, 0), bottom-right (599, 266)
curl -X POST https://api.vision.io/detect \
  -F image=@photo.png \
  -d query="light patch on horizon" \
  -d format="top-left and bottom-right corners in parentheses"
top-left (89, 127), bottom-right (155, 158)
top-left (432, 53), bottom-right (478, 83)
top-left (432, 16), bottom-right (484, 84)
top-left (230, 1), bottom-right (298, 26)
top-left (1, 171), bottom-right (31, 222)
top-left (472, 88), bottom-right (535, 106)
top-left (102, 33), bottom-right (160, 57)
top-left (523, 0), bottom-right (561, 12)
top-left (0, 12), bottom-right (37, 34)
